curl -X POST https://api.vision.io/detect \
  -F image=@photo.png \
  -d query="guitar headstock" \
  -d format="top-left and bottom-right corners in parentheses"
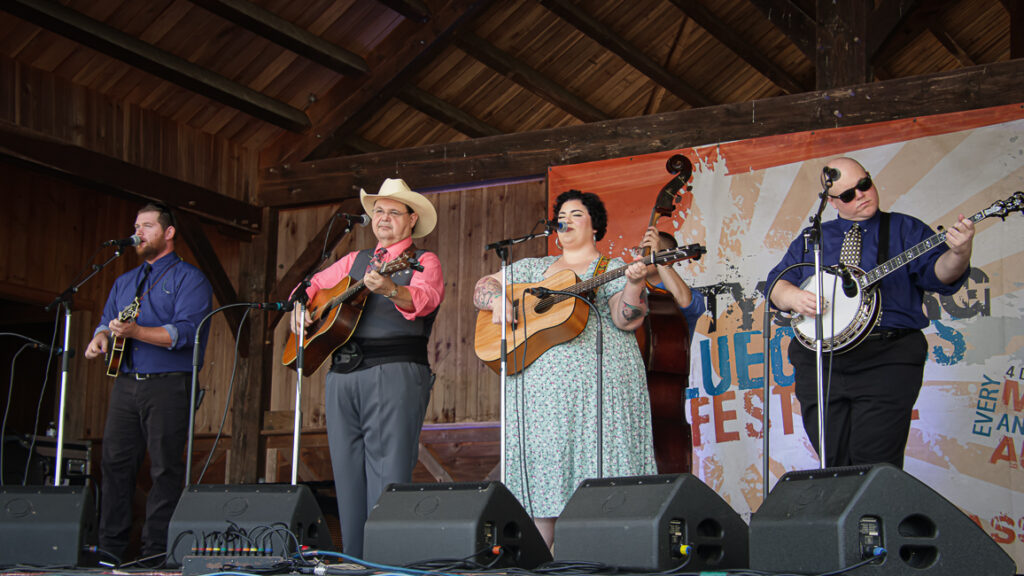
top-left (378, 252), bottom-right (422, 276)
top-left (983, 191), bottom-right (1024, 221)
top-left (652, 243), bottom-right (706, 266)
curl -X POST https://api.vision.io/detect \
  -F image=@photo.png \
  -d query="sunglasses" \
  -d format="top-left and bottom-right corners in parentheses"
top-left (829, 176), bottom-right (872, 203)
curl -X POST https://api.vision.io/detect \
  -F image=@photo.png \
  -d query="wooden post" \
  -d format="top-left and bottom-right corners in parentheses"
top-left (228, 206), bottom-right (278, 483)
top-left (816, 0), bottom-right (871, 90)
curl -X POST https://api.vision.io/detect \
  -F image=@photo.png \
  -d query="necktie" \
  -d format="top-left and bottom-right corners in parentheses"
top-left (367, 247), bottom-right (387, 273)
top-left (135, 263), bottom-right (152, 298)
top-left (839, 224), bottom-right (862, 267)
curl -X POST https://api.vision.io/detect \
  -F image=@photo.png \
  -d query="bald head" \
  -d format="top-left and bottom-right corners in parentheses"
top-left (824, 157), bottom-right (879, 221)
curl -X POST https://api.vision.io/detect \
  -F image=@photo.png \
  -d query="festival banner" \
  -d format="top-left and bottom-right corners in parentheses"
top-left (548, 103), bottom-right (1024, 564)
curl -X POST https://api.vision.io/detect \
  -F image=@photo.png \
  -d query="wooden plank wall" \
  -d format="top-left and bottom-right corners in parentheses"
top-left (0, 163), bottom-right (241, 444)
top-left (0, 56), bottom-right (257, 463)
top-left (263, 180), bottom-right (548, 480)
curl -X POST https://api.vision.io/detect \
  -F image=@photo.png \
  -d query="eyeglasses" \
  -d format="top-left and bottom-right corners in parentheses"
top-left (372, 208), bottom-right (412, 218)
top-left (829, 176), bottom-right (873, 203)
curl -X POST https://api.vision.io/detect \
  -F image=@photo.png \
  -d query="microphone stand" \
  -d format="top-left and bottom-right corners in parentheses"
top-left (286, 213), bottom-right (358, 485)
top-left (186, 302), bottom-right (251, 485)
top-left (44, 247), bottom-right (128, 486)
top-left (484, 223), bottom-right (555, 483)
top-left (527, 287), bottom-right (605, 477)
top-left (806, 175), bottom-right (834, 470)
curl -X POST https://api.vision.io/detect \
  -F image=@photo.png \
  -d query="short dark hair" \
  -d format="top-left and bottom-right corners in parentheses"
top-left (553, 189), bottom-right (608, 241)
top-left (138, 202), bottom-right (175, 230)
top-left (658, 231), bottom-right (677, 249)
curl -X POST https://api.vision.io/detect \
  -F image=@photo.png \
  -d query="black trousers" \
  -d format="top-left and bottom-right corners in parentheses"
top-left (99, 373), bottom-right (190, 558)
top-left (789, 330), bottom-right (927, 469)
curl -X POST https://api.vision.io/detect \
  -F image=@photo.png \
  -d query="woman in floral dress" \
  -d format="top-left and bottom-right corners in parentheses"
top-left (473, 190), bottom-right (657, 547)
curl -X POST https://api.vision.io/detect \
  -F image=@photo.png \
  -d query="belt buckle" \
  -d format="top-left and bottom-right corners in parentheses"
top-left (133, 372), bottom-right (150, 381)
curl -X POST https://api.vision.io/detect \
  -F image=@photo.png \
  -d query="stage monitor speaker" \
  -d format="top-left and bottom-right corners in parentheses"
top-left (165, 484), bottom-right (333, 567)
top-left (750, 463), bottom-right (1017, 575)
top-left (554, 474), bottom-right (748, 571)
top-left (363, 481), bottom-right (552, 569)
top-left (0, 485), bottom-right (97, 568)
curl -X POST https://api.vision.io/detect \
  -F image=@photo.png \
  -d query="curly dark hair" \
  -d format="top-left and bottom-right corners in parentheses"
top-left (553, 189), bottom-right (608, 242)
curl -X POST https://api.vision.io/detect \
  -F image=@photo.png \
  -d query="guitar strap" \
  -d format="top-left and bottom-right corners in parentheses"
top-left (877, 212), bottom-right (890, 265)
top-left (581, 256), bottom-right (610, 301)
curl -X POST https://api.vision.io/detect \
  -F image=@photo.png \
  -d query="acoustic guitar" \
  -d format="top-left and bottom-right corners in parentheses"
top-left (105, 298), bottom-right (140, 377)
top-left (281, 252), bottom-right (420, 374)
top-left (791, 192), bottom-right (1024, 353)
top-left (474, 244), bottom-right (706, 374)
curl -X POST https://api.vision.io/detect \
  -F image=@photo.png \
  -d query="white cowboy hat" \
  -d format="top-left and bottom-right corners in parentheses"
top-left (359, 178), bottom-right (437, 238)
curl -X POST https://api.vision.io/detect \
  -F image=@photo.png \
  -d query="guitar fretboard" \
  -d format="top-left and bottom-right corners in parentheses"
top-left (860, 210), bottom-right (989, 288)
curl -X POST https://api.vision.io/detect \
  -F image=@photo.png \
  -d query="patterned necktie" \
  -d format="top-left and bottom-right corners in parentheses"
top-left (367, 247), bottom-right (387, 273)
top-left (839, 224), bottom-right (862, 267)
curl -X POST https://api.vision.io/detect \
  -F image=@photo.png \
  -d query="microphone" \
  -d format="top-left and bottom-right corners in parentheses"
top-left (542, 220), bottom-right (568, 233)
top-left (340, 213), bottom-right (370, 227)
top-left (29, 342), bottom-right (75, 357)
top-left (834, 264), bottom-right (858, 298)
top-left (103, 235), bottom-right (142, 247)
top-left (823, 166), bottom-right (841, 183)
top-left (250, 301), bottom-right (294, 311)
top-left (525, 287), bottom-right (553, 298)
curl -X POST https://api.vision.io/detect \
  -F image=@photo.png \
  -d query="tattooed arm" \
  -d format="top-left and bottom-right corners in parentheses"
top-left (474, 273), bottom-right (513, 324)
top-left (609, 261), bottom-right (649, 331)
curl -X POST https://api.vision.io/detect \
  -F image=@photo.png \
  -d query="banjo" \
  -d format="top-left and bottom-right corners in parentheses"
top-left (791, 192), bottom-right (1024, 353)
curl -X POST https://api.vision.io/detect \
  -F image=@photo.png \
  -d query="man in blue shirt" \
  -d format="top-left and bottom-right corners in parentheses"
top-left (84, 203), bottom-right (212, 563)
top-left (765, 157), bottom-right (974, 468)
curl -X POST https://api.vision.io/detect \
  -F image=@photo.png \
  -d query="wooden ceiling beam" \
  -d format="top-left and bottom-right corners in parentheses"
top-left (745, 0), bottom-right (817, 61)
top-left (175, 211), bottom-right (246, 343)
top-left (261, 58), bottom-right (1024, 207)
top-left (668, 0), bottom-right (810, 94)
top-left (928, 23), bottom-right (976, 67)
top-left (0, 120), bottom-right (262, 234)
top-left (866, 0), bottom-right (921, 59)
top-left (870, 0), bottom-right (959, 65)
top-left (398, 85), bottom-right (502, 138)
top-left (190, 0), bottom-right (369, 76)
top-left (260, 0), bottom-right (491, 166)
top-left (377, 0), bottom-right (433, 23)
top-left (454, 32), bottom-right (609, 123)
top-left (815, 0), bottom-right (870, 89)
top-left (2, 0), bottom-right (310, 132)
top-left (1007, 0), bottom-right (1023, 59)
top-left (538, 0), bottom-right (714, 108)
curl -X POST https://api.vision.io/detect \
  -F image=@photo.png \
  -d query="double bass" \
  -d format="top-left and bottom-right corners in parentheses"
top-left (634, 154), bottom-right (696, 474)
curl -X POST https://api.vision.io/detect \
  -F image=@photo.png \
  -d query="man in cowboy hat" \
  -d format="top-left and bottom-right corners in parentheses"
top-left (290, 178), bottom-right (443, 558)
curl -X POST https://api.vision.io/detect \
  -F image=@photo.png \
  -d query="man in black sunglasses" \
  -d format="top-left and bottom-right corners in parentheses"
top-left (765, 157), bottom-right (975, 469)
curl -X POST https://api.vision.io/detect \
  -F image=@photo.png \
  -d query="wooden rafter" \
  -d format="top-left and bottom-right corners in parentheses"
top-left (261, 58), bottom-right (1024, 207)
top-left (378, 0), bottom-right (433, 23)
top-left (260, 0), bottom-right (492, 166)
top-left (174, 211), bottom-right (246, 341)
top-left (668, 0), bottom-right (809, 94)
top-left (2, 0), bottom-right (311, 132)
top-left (398, 85), bottom-right (502, 138)
top-left (538, 0), bottom-right (714, 108)
top-left (0, 120), bottom-right (262, 234)
top-left (190, 0), bottom-right (369, 76)
top-left (745, 0), bottom-right (817, 61)
top-left (454, 32), bottom-right (609, 123)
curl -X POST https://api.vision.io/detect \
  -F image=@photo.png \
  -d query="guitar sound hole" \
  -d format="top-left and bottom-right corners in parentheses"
top-left (534, 298), bottom-right (553, 314)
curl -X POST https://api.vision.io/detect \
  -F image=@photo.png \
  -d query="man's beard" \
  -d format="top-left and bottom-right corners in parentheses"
top-left (136, 237), bottom-right (164, 260)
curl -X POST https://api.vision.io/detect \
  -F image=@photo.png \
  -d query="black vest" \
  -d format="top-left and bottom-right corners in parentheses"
top-left (348, 248), bottom-right (436, 343)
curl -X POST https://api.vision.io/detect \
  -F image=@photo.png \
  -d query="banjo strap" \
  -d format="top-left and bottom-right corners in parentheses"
top-left (877, 211), bottom-right (890, 266)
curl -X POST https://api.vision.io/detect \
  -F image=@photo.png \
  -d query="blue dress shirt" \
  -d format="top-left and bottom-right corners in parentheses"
top-left (765, 211), bottom-right (968, 330)
top-left (654, 281), bottom-right (706, 343)
top-left (95, 252), bottom-right (213, 373)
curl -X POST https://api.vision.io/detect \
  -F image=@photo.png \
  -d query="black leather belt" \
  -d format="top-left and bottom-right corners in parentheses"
top-left (127, 371), bottom-right (191, 381)
top-left (864, 328), bottom-right (918, 341)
